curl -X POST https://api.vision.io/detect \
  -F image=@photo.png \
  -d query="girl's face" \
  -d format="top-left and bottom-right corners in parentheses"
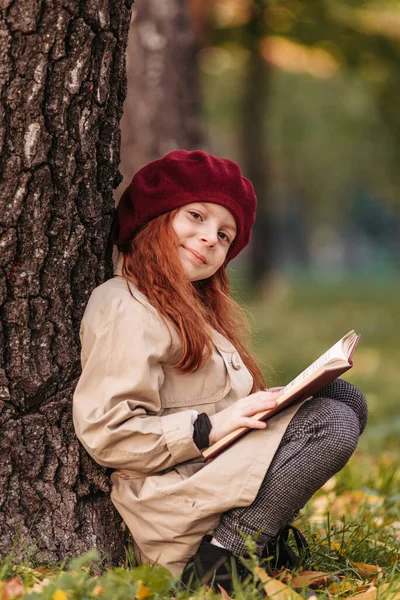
top-left (172, 202), bottom-right (237, 282)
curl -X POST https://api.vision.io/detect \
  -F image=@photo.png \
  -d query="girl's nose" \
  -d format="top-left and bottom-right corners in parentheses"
top-left (200, 228), bottom-right (218, 246)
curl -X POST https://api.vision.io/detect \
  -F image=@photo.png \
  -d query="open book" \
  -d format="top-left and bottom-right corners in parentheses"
top-left (202, 330), bottom-right (360, 460)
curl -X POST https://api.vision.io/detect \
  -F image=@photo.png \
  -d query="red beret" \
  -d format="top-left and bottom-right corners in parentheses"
top-left (110, 149), bottom-right (257, 261)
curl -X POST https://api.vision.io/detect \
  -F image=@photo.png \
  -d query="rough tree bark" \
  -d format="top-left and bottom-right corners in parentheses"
top-left (0, 0), bottom-right (133, 564)
top-left (115, 0), bottom-right (204, 200)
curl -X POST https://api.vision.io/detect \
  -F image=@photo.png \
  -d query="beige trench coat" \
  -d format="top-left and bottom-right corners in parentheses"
top-left (73, 262), bottom-right (305, 576)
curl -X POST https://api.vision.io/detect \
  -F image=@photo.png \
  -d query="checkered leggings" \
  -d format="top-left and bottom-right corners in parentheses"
top-left (213, 378), bottom-right (368, 556)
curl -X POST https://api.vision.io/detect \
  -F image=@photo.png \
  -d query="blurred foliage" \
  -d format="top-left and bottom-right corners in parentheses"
top-left (206, 0), bottom-right (400, 118)
top-left (229, 273), bottom-right (400, 455)
top-left (200, 0), bottom-right (400, 195)
top-left (203, 63), bottom-right (399, 219)
top-left (195, 0), bottom-right (400, 272)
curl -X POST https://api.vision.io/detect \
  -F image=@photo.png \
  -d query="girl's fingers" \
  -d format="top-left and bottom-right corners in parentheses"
top-left (242, 397), bottom-right (278, 416)
top-left (241, 418), bottom-right (267, 429)
top-left (255, 390), bottom-right (283, 402)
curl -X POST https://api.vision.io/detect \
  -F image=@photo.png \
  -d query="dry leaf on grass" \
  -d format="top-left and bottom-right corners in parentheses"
top-left (255, 567), bottom-right (303, 600)
top-left (0, 577), bottom-right (24, 600)
top-left (287, 571), bottom-right (337, 588)
top-left (217, 584), bottom-right (232, 600)
top-left (348, 585), bottom-right (379, 600)
top-left (348, 583), bottom-right (400, 600)
top-left (328, 580), bottom-right (355, 595)
top-left (92, 584), bottom-right (105, 597)
top-left (36, 567), bottom-right (54, 575)
top-left (351, 563), bottom-right (383, 578)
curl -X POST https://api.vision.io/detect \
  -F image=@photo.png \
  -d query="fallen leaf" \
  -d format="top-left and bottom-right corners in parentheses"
top-left (266, 568), bottom-right (290, 583)
top-left (332, 580), bottom-right (354, 594)
top-left (326, 540), bottom-right (349, 556)
top-left (255, 567), bottom-right (303, 600)
top-left (0, 578), bottom-right (24, 600)
top-left (136, 582), bottom-right (151, 600)
top-left (348, 585), bottom-right (378, 600)
top-left (348, 583), bottom-right (400, 600)
top-left (328, 582), bottom-right (340, 594)
top-left (351, 563), bottom-right (382, 578)
top-left (288, 571), bottom-right (335, 588)
top-left (52, 590), bottom-right (69, 600)
top-left (217, 584), bottom-right (231, 600)
top-left (92, 584), bottom-right (105, 597)
top-left (36, 567), bottom-right (54, 576)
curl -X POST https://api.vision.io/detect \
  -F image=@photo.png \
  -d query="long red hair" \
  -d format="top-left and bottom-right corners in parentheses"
top-left (120, 210), bottom-right (266, 392)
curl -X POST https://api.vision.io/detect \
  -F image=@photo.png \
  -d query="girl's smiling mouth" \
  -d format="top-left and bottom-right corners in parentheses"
top-left (184, 246), bottom-right (207, 264)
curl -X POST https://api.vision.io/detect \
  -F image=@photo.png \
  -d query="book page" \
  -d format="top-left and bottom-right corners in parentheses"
top-left (283, 338), bottom-right (345, 394)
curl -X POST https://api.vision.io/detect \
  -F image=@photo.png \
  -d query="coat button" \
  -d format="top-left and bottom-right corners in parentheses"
top-left (231, 352), bottom-right (241, 370)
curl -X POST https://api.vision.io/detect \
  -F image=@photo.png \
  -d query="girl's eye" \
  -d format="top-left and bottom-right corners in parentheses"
top-left (189, 211), bottom-right (202, 220)
top-left (218, 231), bottom-right (230, 243)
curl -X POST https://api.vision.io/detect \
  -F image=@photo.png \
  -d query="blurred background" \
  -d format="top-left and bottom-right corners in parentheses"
top-left (116, 0), bottom-right (400, 457)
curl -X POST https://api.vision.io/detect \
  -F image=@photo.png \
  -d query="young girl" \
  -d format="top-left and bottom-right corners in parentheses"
top-left (73, 150), bottom-right (367, 591)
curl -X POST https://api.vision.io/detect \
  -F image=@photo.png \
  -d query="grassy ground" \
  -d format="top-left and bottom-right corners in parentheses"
top-left (1, 274), bottom-right (399, 599)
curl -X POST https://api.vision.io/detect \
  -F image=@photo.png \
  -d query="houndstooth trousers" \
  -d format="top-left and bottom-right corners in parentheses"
top-left (213, 378), bottom-right (368, 556)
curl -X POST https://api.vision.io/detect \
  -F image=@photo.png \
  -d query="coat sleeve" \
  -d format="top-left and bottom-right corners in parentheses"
top-left (72, 295), bottom-right (202, 473)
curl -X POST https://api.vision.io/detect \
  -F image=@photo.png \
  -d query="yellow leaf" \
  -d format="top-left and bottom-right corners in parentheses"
top-left (36, 567), bottom-right (54, 576)
top-left (288, 571), bottom-right (332, 588)
top-left (348, 585), bottom-right (379, 600)
top-left (136, 582), bottom-right (151, 600)
top-left (0, 583), bottom-right (8, 600)
top-left (328, 582), bottom-right (340, 594)
top-left (351, 563), bottom-right (382, 578)
top-left (255, 567), bottom-right (303, 600)
top-left (329, 540), bottom-right (347, 556)
top-left (348, 583), bottom-right (400, 600)
top-left (52, 589), bottom-right (69, 600)
top-left (92, 585), bottom-right (105, 597)
top-left (355, 586), bottom-right (371, 593)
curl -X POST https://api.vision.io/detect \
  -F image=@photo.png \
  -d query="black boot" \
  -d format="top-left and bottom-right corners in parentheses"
top-left (262, 525), bottom-right (310, 572)
top-left (180, 536), bottom-right (250, 593)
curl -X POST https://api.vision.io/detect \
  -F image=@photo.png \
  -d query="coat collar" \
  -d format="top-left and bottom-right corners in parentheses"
top-left (113, 252), bottom-right (124, 277)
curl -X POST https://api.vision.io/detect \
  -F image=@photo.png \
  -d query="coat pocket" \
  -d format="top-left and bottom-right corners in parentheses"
top-left (159, 348), bottom-right (232, 408)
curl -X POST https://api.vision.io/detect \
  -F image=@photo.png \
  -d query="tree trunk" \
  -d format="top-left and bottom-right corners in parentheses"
top-left (239, 2), bottom-right (276, 288)
top-left (0, 0), bottom-right (133, 564)
top-left (115, 0), bottom-right (205, 201)
top-left (241, 50), bottom-right (276, 286)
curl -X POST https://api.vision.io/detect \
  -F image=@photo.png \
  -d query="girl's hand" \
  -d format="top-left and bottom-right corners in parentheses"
top-left (208, 389), bottom-right (283, 445)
